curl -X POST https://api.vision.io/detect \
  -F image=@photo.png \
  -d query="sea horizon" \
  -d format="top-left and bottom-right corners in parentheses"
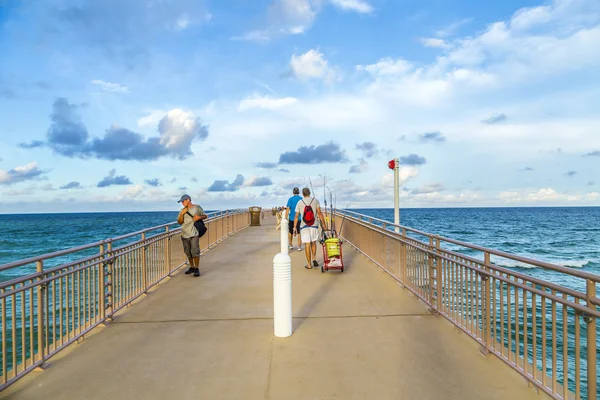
top-left (1, 204), bottom-right (600, 216)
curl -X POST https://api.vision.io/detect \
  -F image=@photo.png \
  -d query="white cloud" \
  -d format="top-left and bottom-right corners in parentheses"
top-left (120, 185), bottom-right (145, 199)
top-left (356, 58), bottom-right (412, 76)
top-left (238, 96), bottom-right (299, 111)
top-left (0, 162), bottom-right (45, 185)
top-left (290, 49), bottom-right (336, 81)
top-left (329, 0), bottom-right (373, 14)
top-left (231, 30), bottom-right (271, 42)
top-left (91, 80), bottom-right (129, 93)
top-left (419, 37), bottom-right (450, 49)
top-left (435, 18), bottom-right (473, 38)
top-left (158, 109), bottom-right (208, 153)
top-left (382, 167), bottom-right (419, 188)
top-left (137, 109), bottom-right (167, 128)
top-left (175, 14), bottom-right (191, 30)
top-left (232, 0), bottom-right (373, 42)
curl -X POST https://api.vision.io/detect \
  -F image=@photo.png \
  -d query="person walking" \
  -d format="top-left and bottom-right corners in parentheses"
top-left (177, 194), bottom-right (207, 277)
top-left (293, 187), bottom-right (327, 269)
top-left (285, 187), bottom-right (303, 251)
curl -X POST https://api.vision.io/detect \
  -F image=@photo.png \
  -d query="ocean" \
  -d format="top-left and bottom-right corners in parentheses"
top-left (1, 207), bottom-right (599, 286)
top-left (352, 207), bottom-right (600, 294)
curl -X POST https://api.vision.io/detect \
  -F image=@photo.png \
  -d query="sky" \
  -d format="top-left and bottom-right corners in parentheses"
top-left (0, 0), bottom-right (599, 213)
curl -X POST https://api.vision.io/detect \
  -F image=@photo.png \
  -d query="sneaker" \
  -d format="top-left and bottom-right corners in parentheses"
top-left (312, 260), bottom-right (319, 268)
top-left (184, 267), bottom-right (195, 274)
top-left (288, 245), bottom-right (293, 250)
top-left (193, 268), bottom-right (201, 277)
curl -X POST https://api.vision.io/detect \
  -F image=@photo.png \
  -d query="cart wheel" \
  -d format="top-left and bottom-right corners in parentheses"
top-left (341, 266), bottom-right (344, 273)
top-left (321, 266), bottom-right (324, 273)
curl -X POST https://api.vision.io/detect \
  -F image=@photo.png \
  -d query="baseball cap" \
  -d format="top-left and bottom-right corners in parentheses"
top-left (293, 187), bottom-right (300, 194)
top-left (177, 194), bottom-right (191, 203)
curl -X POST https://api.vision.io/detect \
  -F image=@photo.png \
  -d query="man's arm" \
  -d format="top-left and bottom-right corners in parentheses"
top-left (177, 208), bottom-right (188, 225)
top-left (192, 206), bottom-right (208, 221)
top-left (317, 207), bottom-right (327, 230)
top-left (292, 204), bottom-right (300, 233)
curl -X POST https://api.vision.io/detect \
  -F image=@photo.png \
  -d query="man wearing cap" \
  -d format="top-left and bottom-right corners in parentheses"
top-left (177, 194), bottom-right (207, 277)
top-left (285, 187), bottom-right (303, 251)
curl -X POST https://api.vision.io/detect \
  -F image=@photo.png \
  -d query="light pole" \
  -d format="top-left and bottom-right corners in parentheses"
top-left (388, 159), bottom-right (400, 232)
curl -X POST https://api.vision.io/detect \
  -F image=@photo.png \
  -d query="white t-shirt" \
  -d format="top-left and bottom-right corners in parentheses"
top-left (295, 197), bottom-right (320, 229)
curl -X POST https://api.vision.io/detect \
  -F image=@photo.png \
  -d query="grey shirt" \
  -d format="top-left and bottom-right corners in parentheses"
top-left (295, 197), bottom-right (320, 229)
top-left (181, 205), bottom-right (205, 238)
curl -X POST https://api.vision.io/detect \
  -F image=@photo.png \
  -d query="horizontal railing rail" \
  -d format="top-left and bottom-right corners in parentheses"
top-left (0, 209), bottom-right (250, 391)
top-left (335, 209), bottom-right (599, 400)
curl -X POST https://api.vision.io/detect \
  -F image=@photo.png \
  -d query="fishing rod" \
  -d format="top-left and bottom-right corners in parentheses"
top-left (327, 186), bottom-right (333, 233)
top-left (333, 193), bottom-right (337, 233)
top-left (337, 201), bottom-right (352, 238)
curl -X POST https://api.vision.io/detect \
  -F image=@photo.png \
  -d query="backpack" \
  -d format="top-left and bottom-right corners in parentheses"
top-left (302, 199), bottom-right (315, 226)
top-left (187, 211), bottom-right (208, 237)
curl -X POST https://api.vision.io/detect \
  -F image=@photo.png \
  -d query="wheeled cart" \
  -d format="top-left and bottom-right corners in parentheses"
top-left (320, 230), bottom-right (344, 273)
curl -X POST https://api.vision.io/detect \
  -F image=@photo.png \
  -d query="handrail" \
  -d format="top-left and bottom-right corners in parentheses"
top-left (0, 208), bottom-right (251, 390)
top-left (334, 209), bottom-right (599, 400)
top-left (0, 209), bottom-right (246, 272)
top-left (345, 214), bottom-right (593, 301)
top-left (336, 209), bottom-right (600, 282)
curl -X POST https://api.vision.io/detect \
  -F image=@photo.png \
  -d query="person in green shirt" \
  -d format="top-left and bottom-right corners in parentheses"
top-left (177, 194), bottom-right (207, 277)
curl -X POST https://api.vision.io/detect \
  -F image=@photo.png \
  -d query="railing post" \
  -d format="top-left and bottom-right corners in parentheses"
top-left (141, 232), bottom-right (148, 292)
top-left (482, 252), bottom-right (492, 355)
top-left (586, 279), bottom-right (597, 400)
top-left (401, 228), bottom-right (407, 283)
top-left (165, 226), bottom-right (171, 275)
top-left (99, 244), bottom-right (106, 322)
top-left (428, 236), bottom-right (435, 308)
top-left (106, 241), bottom-right (114, 320)
top-left (435, 236), bottom-right (442, 312)
top-left (35, 260), bottom-right (46, 368)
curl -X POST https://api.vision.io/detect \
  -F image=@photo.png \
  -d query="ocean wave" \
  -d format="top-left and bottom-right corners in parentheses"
top-left (491, 257), bottom-right (593, 269)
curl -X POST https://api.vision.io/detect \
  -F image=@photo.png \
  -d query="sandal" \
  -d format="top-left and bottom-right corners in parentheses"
top-left (304, 265), bottom-right (313, 269)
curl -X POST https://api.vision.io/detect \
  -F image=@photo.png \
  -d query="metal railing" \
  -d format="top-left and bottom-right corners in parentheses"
top-left (0, 209), bottom-right (250, 390)
top-left (335, 209), bottom-right (599, 400)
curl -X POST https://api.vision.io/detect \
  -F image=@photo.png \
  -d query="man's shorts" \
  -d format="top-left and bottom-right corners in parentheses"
top-left (181, 235), bottom-right (200, 258)
top-left (288, 219), bottom-right (301, 235)
top-left (300, 227), bottom-right (319, 243)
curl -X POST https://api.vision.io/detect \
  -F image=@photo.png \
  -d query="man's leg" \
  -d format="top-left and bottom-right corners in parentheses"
top-left (191, 236), bottom-right (201, 277)
top-left (311, 241), bottom-right (318, 267)
top-left (288, 220), bottom-right (294, 249)
top-left (304, 243), bottom-right (312, 266)
top-left (182, 237), bottom-right (195, 274)
top-left (301, 229), bottom-right (313, 267)
top-left (296, 221), bottom-right (302, 249)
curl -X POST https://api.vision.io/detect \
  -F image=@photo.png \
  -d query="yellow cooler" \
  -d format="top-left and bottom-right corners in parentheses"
top-left (324, 238), bottom-right (341, 258)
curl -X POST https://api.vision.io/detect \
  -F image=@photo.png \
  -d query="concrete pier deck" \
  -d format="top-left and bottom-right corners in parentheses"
top-left (1, 216), bottom-right (543, 400)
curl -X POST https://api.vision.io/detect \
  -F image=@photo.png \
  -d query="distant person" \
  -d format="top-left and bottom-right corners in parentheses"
top-left (293, 187), bottom-right (327, 269)
top-left (177, 194), bottom-right (207, 277)
top-left (286, 187), bottom-right (303, 251)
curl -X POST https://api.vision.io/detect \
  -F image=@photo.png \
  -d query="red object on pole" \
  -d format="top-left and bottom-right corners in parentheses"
top-left (388, 159), bottom-right (396, 170)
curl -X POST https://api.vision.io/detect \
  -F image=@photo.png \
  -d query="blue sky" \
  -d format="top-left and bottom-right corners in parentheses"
top-left (1, 0), bottom-right (599, 213)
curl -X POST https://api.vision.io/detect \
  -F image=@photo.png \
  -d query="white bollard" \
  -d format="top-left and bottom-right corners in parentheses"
top-left (280, 209), bottom-right (288, 254)
top-left (274, 208), bottom-right (292, 337)
top-left (273, 252), bottom-right (292, 337)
